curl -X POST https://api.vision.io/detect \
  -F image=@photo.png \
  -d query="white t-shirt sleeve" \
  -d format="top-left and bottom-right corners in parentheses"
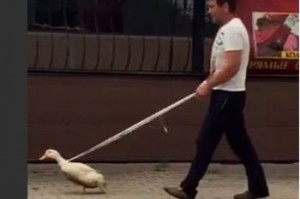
top-left (223, 26), bottom-right (243, 51)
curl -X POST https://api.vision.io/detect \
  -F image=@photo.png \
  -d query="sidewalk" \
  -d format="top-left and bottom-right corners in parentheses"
top-left (28, 163), bottom-right (298, 199)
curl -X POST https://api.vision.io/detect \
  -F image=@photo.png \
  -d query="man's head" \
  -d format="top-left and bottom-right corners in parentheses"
top-left (207, 0), bottom-right (237, 25)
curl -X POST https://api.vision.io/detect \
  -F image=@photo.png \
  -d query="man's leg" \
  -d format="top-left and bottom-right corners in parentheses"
top-left (179, 91), bottom-right (227, 197)
top-left (224, 93), bottom-right (269, 197)
top-left (179, 116), bottom-right (223, 196)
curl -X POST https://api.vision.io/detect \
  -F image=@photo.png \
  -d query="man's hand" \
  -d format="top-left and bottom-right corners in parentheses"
top-left (195, 80), bottom-right (212, 99)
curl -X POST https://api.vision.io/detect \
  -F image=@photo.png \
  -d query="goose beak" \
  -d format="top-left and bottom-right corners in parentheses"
top-left (39, 155), bottom-right (46, 160)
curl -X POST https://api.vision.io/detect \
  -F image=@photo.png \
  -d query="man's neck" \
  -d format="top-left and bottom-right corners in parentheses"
top-left (220, 14), bottom-right (236, 26)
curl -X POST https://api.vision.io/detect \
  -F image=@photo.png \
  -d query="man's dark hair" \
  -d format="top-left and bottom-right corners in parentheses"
top-left (216, 0), bottom-right (237, 13)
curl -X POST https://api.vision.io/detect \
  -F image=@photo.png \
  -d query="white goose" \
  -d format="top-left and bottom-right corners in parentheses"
top-left (39, 149), bottom-right (107, 194)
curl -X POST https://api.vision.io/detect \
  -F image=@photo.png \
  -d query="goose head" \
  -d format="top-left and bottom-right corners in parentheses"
top-left (39, 149), bottom-right (63, 161)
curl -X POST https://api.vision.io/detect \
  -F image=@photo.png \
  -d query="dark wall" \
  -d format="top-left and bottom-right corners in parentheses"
top-left (28, 74), bottom-right (298, 162)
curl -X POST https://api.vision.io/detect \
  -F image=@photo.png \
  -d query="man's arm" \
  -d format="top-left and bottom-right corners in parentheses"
top-left (205, 50), bottom-right (242, 89)
top-left (195, 25), bottom-right (244, 97)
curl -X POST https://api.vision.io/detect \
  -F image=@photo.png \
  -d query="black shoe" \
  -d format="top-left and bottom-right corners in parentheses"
top-left (234, 191), bottom-right (255, 199)
top-left (163, 187), bottom-right (194, 199)
top-left (234, 190), bottom-right (269, 199)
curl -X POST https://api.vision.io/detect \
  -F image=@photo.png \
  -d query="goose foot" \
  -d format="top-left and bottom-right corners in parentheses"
top-left (98, 181), bottom-right (107, 194)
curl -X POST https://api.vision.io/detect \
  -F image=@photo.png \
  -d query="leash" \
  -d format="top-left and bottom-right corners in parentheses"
top-left (67, 93), bottom-right (196, 162)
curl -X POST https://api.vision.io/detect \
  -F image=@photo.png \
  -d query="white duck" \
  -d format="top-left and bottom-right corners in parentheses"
top-left (39, 149), bottom-right (107, 194)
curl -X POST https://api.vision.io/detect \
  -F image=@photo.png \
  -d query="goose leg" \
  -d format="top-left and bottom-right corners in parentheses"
top-left (82, 187), bottom-right (86, 194)
top-left (98, 181), bottom-right (107, 194)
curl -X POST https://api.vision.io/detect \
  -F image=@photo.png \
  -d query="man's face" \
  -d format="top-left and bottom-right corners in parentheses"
top-left (207, 0), bottom-right (228, 25)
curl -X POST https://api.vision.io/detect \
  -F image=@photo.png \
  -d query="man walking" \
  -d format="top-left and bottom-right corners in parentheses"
top-left (164, 0), bottom-right (270, 198)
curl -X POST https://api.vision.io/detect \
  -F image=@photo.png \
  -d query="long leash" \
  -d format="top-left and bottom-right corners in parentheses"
top-left (67, 93), bottom-right (196, 162)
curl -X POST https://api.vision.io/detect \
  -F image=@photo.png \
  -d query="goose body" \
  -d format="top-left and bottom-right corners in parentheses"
top-left (40, 149), bottom-right (107, 193)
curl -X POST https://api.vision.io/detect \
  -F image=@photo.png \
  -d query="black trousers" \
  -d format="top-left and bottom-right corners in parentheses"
top-left (180, 90), bottom-right (269, 198)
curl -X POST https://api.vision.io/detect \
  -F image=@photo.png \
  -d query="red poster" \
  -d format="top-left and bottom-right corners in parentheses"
top-left (237, 1), bottom-right (299, 75)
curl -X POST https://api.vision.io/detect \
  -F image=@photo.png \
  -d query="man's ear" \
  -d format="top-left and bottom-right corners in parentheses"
top-left (223, 2), bottom-right (230, 13)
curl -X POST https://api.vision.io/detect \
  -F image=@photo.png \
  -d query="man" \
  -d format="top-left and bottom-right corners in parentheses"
top-left (164, 0), bottom-right (270, 198)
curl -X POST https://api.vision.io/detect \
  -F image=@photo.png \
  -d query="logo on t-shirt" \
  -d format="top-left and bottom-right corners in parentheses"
top-left (216, 32), bottom-right (224, 45)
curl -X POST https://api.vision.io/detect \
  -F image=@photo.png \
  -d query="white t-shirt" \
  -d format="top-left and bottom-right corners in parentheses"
top-left (210, 18), bottom-right (250, 91)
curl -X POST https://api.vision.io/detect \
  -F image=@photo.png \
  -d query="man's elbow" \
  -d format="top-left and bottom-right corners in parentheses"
top-left (231, 65), bottom-right (240, 75)
top-left (226, 64), bottom-right (240, 78)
